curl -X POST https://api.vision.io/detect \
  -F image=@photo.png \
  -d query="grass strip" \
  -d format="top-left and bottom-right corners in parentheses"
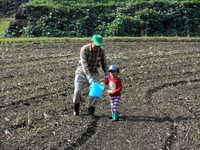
top-left (0, 37), bottom-right (200, 44)
top-left (0, 20), bottom-right (11, 37)
top-left (0, 18), bottom-right (14, 37)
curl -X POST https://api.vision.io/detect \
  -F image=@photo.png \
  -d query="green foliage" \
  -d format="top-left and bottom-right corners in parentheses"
top-left (23, 5), bottom-right (117, 37)
top-left (26, 0), bottom-right (200, 6)
top-left (19, 1), bottom-right (200, 37)
top-left (26, 0), bottom-right (54, 6)
top-left (136, 3), bottom-right (200, 36)
top-left (103, 7), bottom-right (144, 36)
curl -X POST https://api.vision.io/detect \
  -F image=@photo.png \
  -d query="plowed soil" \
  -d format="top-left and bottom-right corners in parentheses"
top-left (1, 41), bottom-right (200, 150)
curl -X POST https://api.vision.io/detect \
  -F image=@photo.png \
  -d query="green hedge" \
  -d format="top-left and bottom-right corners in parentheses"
top-left (19, 2), bottom-right (200, 37)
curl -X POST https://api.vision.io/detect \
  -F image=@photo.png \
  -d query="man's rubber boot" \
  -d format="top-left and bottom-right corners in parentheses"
top-left (73, 103), bottom-right (80, 116)
top-left (87, 106), bottom-right (95, 115)
top-left (113, 112), bottom-right (119, 121)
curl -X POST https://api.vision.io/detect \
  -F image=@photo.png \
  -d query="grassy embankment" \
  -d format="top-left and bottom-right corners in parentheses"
top-left (0, 37), bottom-right (200, 45)
top-left (0, 18), bottom-right (13, 37)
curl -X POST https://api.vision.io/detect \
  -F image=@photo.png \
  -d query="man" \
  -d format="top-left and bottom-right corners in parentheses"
top-left (73, 34), bottom-right (109, 116)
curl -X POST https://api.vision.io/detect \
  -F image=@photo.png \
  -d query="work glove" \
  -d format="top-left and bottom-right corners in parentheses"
top-left (107, 90), bottom-right (114, 94)
top-left (89, 78), bottom-right (94, 84)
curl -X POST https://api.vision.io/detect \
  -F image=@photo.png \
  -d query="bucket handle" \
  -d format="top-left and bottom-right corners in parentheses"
top-left (89, 82), bottom-right (105, 90)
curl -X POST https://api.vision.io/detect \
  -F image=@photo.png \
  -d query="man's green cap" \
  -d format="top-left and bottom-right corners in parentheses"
top-left (92, 34), bottom-right (103, 46)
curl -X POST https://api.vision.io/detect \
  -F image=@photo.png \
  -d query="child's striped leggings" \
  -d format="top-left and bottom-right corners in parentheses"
top-left (109, 96), bottom-right (120, 112)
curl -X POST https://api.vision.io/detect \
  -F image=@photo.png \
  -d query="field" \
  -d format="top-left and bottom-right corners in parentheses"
top-left (0, 40), bottom-right (200, 149)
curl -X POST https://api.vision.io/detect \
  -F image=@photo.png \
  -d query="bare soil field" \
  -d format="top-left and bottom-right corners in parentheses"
top-left (0, 40), bottom-right (200, 150)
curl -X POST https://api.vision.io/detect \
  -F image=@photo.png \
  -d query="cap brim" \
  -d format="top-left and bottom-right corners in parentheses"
top-left (109, 70), bottom-right (117, 72)
top-left (94, 42), bottom-right (103, 46)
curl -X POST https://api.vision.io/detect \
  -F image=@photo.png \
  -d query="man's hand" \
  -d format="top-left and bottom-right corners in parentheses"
top-left (105, 73), bottom-right (109, 79)
top-left (107, 90), bottom-right (114, 94)
top-left (89, 78), bottom-right (94, 84)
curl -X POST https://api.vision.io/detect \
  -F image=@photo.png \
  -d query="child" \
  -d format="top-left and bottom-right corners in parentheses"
top-left (103, 65), bottom-right (122, 121)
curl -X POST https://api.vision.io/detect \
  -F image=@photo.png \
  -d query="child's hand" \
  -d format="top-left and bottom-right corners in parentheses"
top-left (101, 82), bottom-right (105, 86)
top-left (107, 90), bottom-right (114, 94)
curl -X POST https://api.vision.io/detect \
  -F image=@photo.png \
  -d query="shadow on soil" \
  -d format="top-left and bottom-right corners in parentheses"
top-left (65, 115), bottom-right (101, 150)
top-left (119, 115), bottom-right (198, 123)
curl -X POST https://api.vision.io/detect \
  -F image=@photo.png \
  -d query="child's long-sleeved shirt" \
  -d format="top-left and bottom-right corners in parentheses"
top-left (104, 75), bottom-right (122, 96)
